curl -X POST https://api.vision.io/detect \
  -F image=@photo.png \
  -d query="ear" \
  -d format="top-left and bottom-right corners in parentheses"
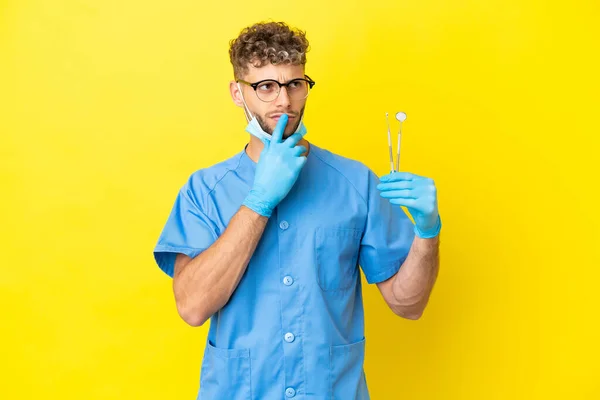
top-left (230, 80), bottom-right (244, 108)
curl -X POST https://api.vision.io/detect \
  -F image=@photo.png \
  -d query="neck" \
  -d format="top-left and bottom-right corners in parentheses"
top-left (246, 135), bottom-right (310, 163)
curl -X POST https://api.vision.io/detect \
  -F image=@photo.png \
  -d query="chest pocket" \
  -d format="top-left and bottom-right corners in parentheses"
top-left (315, 227), bottom-right (362, 291)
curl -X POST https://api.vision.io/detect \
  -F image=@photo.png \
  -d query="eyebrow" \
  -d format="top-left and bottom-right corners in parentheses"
top-left (255, 77), bottom-right (304, 83)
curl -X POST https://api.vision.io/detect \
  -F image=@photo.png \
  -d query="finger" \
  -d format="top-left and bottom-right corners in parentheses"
top-left (284, 131), bottom-right (304, 147)
top-left (389, 198), bottom-right (417, 208)
top-left (296, 156), bottom-right (307, 167)
top-left (270, 113), bottom-right (289, 143)
top-left (379, 190), bottom-right (415, 199)
top-left (259, 136), bottom-right (270, 148)
top-left (377, 181), bottom-right (413, 191)
top-left (380, 172), bottom-right (416, 182)
top-left (292, 145), bottom-right (307, 156)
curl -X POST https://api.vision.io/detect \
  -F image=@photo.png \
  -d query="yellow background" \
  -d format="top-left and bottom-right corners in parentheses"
top-left (1, 0), bottom-right (599, 398)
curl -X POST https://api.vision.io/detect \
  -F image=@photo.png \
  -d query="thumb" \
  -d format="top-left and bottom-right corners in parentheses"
top-left (260, 136), bottom-right (270, 149)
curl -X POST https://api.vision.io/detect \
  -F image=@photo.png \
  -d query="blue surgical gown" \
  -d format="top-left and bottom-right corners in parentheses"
top-left (153, 143), bottom-right (415, 400)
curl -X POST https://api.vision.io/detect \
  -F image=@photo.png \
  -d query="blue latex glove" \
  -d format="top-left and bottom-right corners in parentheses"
top-left (242, 114), bottom-right (308, 217)
top-left (377, 172), bottom-right (442, 238)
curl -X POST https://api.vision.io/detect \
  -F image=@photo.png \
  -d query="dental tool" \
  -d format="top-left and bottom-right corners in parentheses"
top-left (395, 112), bottom-right (407, 172)
top-left (385, 112), bottom-right (408, 172)
top-left (386, 112), bottom-right (395, 173)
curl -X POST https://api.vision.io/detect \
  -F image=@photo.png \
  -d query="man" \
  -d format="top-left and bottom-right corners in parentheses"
top-left (153, 21), bottom-right (441, 400)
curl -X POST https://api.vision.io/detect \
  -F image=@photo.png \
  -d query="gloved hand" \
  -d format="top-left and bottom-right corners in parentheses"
top-left (377, 172), bottom-right (442, 238)
top-left (242, 114), bottom-right (308, 217)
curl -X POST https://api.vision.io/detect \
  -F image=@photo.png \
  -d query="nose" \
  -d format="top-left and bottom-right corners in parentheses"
top-left (275, 86), bottom-right (291, 108)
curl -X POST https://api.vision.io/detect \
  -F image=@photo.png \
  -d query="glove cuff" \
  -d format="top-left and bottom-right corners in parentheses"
top-left (414, 215), bottom-right (442, 239)
top-left (242, 190), bottom-right (274, 218)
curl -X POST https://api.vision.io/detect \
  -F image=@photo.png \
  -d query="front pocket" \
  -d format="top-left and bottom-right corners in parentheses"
top-left (199, 341), bottom-right (251, 400)
top-left (329, 338), bottom-right (368, 400)
top-left (316, 227), bottom-right (361, 291)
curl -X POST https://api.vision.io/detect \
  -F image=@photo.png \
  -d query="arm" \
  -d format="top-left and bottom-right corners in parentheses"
top-left (375, 171), bottom-right (442, 320)
top-left (173, 206), bottom-right (267, 327)
top-left (172, 114), bottom-right (307, 327)
top-left (376, 235), bottom-right (439, 320)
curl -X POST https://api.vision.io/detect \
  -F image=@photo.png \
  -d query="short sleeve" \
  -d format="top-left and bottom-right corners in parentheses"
top-left (358, 170), bottom-right (416, 284)
top-left (153, 185), bottom-right (219, 278)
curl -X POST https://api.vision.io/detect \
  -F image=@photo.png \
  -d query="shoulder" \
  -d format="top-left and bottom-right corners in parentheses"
top-left (311, 145), bottom-right (378, 190)
top-left (180, 150), bottom-right (245, 208)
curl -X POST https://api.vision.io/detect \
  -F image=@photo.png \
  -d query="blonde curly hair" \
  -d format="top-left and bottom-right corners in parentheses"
top-left (229, 21), bottom-right (310, 80)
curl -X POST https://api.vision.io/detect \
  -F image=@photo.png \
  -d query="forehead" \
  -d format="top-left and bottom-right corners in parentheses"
top-left (244, 63), bottom-right (305, 82)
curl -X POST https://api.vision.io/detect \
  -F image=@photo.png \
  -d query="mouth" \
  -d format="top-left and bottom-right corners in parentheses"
top-left (270, 113), bottom-right (297, 122)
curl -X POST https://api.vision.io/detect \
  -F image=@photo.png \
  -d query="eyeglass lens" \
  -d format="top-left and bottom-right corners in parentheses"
top-left (255, 79), bottom-right (310, 102)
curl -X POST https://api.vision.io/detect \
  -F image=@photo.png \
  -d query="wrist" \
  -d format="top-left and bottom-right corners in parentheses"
top-left (243, 189), bottom-right (274, 218)
top-left (414, 215), bottom-right (441, 239)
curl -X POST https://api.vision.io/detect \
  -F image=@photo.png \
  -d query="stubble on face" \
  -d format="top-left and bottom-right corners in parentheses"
top-left (256, 106), bottom-right (305, 139)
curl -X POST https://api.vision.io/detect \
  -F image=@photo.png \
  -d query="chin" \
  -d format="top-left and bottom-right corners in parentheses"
top-left (284, 129), bottom-right (300, 139)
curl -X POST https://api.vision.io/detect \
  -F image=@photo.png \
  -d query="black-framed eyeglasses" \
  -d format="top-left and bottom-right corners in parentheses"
top-left (236, 75), bottom-right (316, 102)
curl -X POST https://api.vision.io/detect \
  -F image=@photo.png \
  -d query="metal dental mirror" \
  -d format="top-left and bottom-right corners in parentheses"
top-left (386, 112), bottom-right (407, 173)
top-left (395, 112), bottom-right (407, 172)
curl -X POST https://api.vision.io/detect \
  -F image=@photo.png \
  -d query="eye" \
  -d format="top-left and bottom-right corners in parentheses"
top-left (257, 81), bottom-right (276, 92)
top-left (288, 80), bottom-right (302, 89)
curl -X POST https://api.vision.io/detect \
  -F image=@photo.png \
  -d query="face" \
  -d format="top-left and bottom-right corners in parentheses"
top-left (231, 63), bottom-right (308, 139)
